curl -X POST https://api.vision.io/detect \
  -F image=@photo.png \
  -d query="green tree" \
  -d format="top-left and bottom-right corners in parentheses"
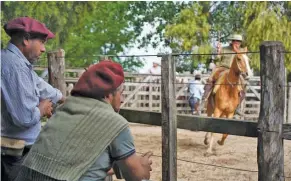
top-left (210, 1), bottom-right (245, 43)
top-left (165, 2), bottom-right (212, 72)
top-left (127, 1), bottom-right (193, 49)
top-left (1, 1), bottom-right (144, 70)
top-left (241, 2), bottom-right (291, 70)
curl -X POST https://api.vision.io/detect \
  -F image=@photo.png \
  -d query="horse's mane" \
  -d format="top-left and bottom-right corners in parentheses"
top-left (213, 71), bottom-right (228, 94)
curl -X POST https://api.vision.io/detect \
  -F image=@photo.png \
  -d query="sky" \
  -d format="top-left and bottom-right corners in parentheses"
top-left (126, 21), bottom-right (225, 74)
top-left (123, 22), bottom-right (172, 73)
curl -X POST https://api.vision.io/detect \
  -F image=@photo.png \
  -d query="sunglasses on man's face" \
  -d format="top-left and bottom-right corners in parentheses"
top-left (232, 40), bottom-right (242, 43)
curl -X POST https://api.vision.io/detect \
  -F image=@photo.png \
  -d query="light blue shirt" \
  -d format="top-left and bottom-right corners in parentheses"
top-left (1, 43), bottom-right (62, 145)
top-left (79, 127), bottom-right (135, 181)
top-left (188, 79), bottom-right (204, 100)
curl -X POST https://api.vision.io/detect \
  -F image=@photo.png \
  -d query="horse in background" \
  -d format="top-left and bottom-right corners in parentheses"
top-left (203, 47), bottom-right (252, 156)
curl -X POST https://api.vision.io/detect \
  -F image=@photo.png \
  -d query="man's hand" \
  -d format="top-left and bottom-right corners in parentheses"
top-left (38, 99), bottom-right (53, 118)
top-left (232, 43), bottom-right (240, 53)
top-left (107, 168), bottom-right (114, 176)
top-left (141, 151), bottom-right (153, 172)
top-left (58, 96), bottom-right (66, 104)
top-left (116, 151), bottom-right (153, 181)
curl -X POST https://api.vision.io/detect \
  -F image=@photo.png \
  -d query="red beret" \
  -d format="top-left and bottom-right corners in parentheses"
top-left (71, 61), bottom-right (124, 99)
top-left (4, 17), bottom-right (55, 39)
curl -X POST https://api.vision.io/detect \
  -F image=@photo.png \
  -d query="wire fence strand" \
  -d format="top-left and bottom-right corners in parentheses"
top-left (36, 50), bottom-right (291, 60)
top-left (122, 81), bottom-right (291, 88)
top-left (135, 151), bottom-right (291, 178)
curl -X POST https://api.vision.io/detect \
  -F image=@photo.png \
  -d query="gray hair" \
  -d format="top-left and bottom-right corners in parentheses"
top-left (10, 31), bottom-right (46, 46)
top-left (112, 83), bottom-right (124, 95)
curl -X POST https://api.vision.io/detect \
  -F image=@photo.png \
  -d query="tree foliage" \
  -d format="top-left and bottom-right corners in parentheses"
top-left (165, 2), bottom-right (213, 71)
top-left (164, 1), bottom-right (291, 72)
top-left (1, 1), bottom-right (291, 72)
top-left (1, 1), bottom-right (143, 71)
top-left (242, 2), bottom-right (291, 70)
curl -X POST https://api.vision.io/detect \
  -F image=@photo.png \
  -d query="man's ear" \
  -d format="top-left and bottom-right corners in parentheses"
top-left (104, 93), bottom-right (113, 102)
top-left (23, 38), bottom-right (30, 46)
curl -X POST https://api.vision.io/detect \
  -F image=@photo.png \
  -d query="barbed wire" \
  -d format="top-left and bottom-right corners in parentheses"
top-left (63, 80), bottom-right (264, 88)
top-left (122, 81), bottom-right (291, 88)
top-left (135, 151), bottom-right (291, 178)
top-left (50, 79), bottom-right (291, 88)
top-left (33, 66), bottom-right (290, 88)
top-left (35, 50), bottom-right (291, 61)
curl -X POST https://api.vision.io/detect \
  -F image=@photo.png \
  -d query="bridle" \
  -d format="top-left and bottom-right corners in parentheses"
top-left (227, 54), bottom-right (247, 87)
top-left (226, 73), bottom-right (237, 87)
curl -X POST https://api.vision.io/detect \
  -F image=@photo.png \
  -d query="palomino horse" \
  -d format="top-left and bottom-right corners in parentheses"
top-left (203, 47), bottom-right (252, 155)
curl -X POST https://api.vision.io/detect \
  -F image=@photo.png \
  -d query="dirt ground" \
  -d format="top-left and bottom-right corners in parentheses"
top-left (114, 123), bottom-right (291, 181)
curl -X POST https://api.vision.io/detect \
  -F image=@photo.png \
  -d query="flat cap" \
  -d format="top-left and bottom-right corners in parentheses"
top-left (4, 17), bottom-right (55, 39)
top-left (71, 61), bottom-right (125, 99)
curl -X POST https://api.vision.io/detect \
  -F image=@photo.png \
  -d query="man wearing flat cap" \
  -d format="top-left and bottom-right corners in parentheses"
top-left (1, 17), bottom-right (65, 180)
top-left (16, 60), bottom-right (153, 181)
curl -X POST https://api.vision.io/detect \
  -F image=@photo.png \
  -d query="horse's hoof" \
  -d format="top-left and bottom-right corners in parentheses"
top-left (204, 138), bottom-right (209, 145)
top-left (217, 140), bottom-right (224, 146)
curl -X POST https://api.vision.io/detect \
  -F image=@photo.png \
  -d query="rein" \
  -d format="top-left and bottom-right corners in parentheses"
top-left (227, 55), bottom-right (243, 87)
top-left (226, 73), bottom-right (238, 87)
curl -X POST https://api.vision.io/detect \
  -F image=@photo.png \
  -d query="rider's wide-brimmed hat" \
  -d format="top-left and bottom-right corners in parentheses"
top-left (228, 34), bottom-right (243, 41)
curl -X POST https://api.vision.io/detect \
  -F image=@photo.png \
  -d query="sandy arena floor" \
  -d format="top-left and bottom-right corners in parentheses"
top-left (113, 123), bottom-right (291, 181)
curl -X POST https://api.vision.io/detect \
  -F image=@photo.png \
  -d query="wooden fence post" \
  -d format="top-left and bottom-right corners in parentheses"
top-left (47, 49), bottom-right (66, 96)
top-left (258, 41), bottom-right (285, 181)
top-left (284, 69), bottom-right (287, 123)
top-left (288, 82), bottom-right (291, 124)
top-left (149, 76), bottom-right (153, 111)
top-left (161, 54), bottom-right (177, 181)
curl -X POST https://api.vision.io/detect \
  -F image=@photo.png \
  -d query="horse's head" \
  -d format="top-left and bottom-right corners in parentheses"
top-left (232, 47), bottom-right (253, 79)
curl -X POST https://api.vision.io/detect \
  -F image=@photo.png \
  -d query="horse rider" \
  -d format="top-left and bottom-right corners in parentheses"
top-left (202, 34), bottom-right (248, 107)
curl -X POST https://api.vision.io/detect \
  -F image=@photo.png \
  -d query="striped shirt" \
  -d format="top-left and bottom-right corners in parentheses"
top-left (1, 43), bottom-right (62, 145)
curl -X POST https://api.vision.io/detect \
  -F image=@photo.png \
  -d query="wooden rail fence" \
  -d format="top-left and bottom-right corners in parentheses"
top-left (34, 68), bottom-right (269, 121)
top-left (44, 41), bottom-right (291, 181)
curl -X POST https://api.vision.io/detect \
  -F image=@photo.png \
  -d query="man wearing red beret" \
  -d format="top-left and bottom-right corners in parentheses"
top-left (1, 17), bottom-right (65, 180)
top-left (16, 60), bottom-right (153, 181)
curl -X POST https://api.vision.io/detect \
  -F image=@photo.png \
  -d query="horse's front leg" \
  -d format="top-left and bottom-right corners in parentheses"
top-left (204, 100), bottom-right (214, 145)
top-left (205, 108), bottom-right (222, 156)
top-left (204, 132), bottom-right (210, 145)
top-left (217, 112), bottom-right (234, 146)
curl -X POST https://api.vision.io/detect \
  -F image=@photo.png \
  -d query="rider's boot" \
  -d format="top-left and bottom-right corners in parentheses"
top-left (235, 90), bottom-right (246, 115)
top-left (202, 79), bottom-right (214, 101)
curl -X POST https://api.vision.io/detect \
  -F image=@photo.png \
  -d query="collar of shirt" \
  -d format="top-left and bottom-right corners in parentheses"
top-left (189, 80), bottom-right (200, 84)
top-left (7, 42), bottom-right (32, 69)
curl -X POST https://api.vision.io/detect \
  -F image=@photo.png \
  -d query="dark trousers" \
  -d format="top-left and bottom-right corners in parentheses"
top-left (189, 97), bottom-right (200, 113)
top-left (1, 147), bottom-right (31, 181)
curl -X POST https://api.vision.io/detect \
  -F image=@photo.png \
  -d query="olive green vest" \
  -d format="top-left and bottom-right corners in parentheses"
top-left (22, 96), bottom-right (128, 181)
top-left (216, 46), bottom-right (244, 68)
